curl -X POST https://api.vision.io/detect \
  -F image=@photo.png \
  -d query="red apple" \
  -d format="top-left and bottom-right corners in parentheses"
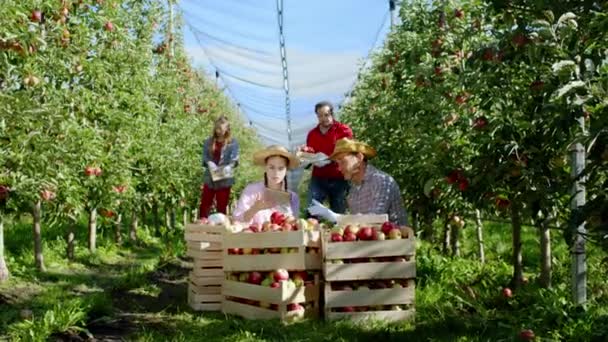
top-left (372, 230), bottom-right (386, 241)
top-left (331, 232), bottom-right (343, 242)
top-left (270, 211), bottom-right (286, 225)
top-left (357, 227), bottom-right (373, 241)
top-left (458, 178), bottom-right (469, 191)
top-left (0, 185), bottom-right (9, 200)
top-left (343, 232), bottom-right (357, 242)
top-left (227, 248), bottom-right (241, 255)
top-left (343, 225), bottom-right (359, 236)
top-left (40, 190), bottom-right (56, 201)
top-left (104, 21), bottom-right (114, 32)
top-left (519, 329), bottom-right (535, 341)
top-left (31, 10), bottom-right (43, 23)
top-left (287, 303), bottom-right (304, 311)
top-left (270, 281), bottom-right (281, 288)
top-left (273, 269), bottom-right (289, 282)
top-left (281, 222), bottom-right (294, 231)
top-left (454, 9), bottom-right (464, 18)
top-left (473, 116), bottom-right (488, 130)
top-left (381, 221), bottom-right (396, 235)
top-left (341, 307), bottom-right (355, 312)
top-left (248, 271), bottom-right (263, 285)
top-left (446, 169), bottom-right (463, 184)
top-left (502, 287), bottom-right (513, 298)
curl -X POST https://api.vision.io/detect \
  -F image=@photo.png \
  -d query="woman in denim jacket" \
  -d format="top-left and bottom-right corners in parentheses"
top-left (199, 116), bottom-right (240, 219)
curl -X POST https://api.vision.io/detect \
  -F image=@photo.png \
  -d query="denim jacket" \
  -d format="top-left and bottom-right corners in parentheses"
top-left (202, 137), bottom-right (240, 189)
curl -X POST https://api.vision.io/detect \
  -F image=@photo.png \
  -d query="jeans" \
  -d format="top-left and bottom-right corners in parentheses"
top-left (307, 176), bottom-right (349, 215)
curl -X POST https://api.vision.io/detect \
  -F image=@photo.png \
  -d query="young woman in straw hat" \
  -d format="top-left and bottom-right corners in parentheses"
top-left (232, 145), bottom-right (300, 225)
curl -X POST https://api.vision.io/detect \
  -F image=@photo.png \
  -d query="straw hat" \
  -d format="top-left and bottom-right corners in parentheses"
top-left (253, 145), bottom-right (300, 169)
top-left (329, 138), bottom-right (377, 160)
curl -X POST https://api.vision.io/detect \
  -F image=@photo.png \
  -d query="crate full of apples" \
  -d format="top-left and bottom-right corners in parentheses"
top-left (322, 214), bottom-right (416, 322)
top-left (222, 212), bottom-right (323, 272)
top-left (184, 214), bottom-right (232, 311)
top-left (221, 269), bottom-right (320, 322)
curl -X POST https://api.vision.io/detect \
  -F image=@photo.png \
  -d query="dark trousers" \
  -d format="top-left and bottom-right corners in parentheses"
top-left (307, 176), bottom-right (349, 215)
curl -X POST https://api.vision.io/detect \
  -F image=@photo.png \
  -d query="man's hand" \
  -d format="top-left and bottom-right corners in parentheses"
top-left (307, 199), bottom-right (339, 223)
top-left (312, 158), bottom-right (331, 167)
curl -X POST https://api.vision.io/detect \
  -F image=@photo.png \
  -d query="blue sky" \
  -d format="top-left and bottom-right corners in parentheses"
top-left (179, 0), bottom-right (393, 148)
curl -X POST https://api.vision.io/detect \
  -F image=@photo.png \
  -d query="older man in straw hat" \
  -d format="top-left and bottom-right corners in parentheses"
top-left (307, 138), bottom-right (408, 225)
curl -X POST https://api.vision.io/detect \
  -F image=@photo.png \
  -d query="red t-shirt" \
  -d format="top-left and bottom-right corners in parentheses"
top-left (306, 121), bottom-right (353, 179)
top-left (212, 140), bottom-right (224, 164)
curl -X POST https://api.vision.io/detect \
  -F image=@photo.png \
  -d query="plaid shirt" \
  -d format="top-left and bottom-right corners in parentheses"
top-left (347, 165), bottom-right (408, 225)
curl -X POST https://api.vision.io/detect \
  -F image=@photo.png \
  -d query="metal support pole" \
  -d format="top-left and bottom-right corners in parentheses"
top-left (570, 116), bottom-right (587, 305)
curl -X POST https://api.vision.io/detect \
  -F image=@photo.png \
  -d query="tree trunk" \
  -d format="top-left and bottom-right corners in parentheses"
top-left (140, 204), bottom-right (147, 227)
top-left (170, 207), bottom-right (176, 229)
top-left (66, 219), bottom-right (75, 261)
top-left (475, 209), bottom-right (485, 263)
top-left (0, 214), bottom-right (9, 282)
top-left (539, 216), bottom-right (553, 288)
top-left (442, 219), bottom-right (450, 255)
top-left (411, 211), bottom-right (419, 231)
top-left (114, 213), bottom-right (123, 245)
top-left (422, 215), bottom-right (434, 242)
top-left (511, 201), bottom-right (524, 288)
top-left (32, 201), bottom-right (46, 272)
top-left (165, 206), bottom-right (171, 230)
top-left (130, 210), bottom-right (138, 241)
top-left (450, 222), bottom-right (460, 257)
top-left (88, 208), bottom-right (97, 253)
top-left (152, 202), bottom-right (159, 233)
top-left (183, 207), bottom-right (189, 227)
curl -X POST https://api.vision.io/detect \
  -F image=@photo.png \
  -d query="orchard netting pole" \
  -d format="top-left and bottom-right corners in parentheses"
top-left (276, 0), bottom-right (292, 152)
top-left (570, 116), bottom-right (587, 305)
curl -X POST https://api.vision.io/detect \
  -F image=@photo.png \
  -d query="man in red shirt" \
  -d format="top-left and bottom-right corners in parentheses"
top-left (302, 101), bottom-right (353, 215)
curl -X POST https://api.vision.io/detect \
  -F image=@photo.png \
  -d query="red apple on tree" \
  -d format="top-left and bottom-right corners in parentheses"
top-left (518, 329), bottom-right (535, 341)
top-left (502, 287), bottom-right (513, 298)
top-left (31, 10), bottom-right (43, 23)
top-left (454, 9), bottom-right (464, 18)
top-left (104, 21), bottom-right (115, 32)
top-left (40, 190), bottom-right (56, 201)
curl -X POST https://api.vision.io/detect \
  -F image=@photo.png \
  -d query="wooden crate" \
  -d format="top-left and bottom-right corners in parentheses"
top-left (222, 230), bottom-right (321, 272)
top-left (321, 215), bottom-right (416, 322)
top-left (221, 276), bottom-right (320, 322)
top-left (185, 223), bottom-right (226, 311)
top-left (188, 282), bottom-right (222, 311)
top-left (324, 280), bottom-right (415, 322)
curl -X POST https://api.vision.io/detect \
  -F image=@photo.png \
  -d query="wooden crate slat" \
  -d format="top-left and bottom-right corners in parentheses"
top-left (336, 214), bottom-right (388, 226)
top-left (188, 250), bottom-right (223, 260)
top-left (223, 230), bottom-right (320, 249)
top-left (222, 280), bottom-right (317, 304)
top-left (189, 302), bottom-right (221, 311)
top-left (185, 232), bottom-right (223, 243)
top-left (189, 273), bottom-right (224, 286)
top-left (189, 283), bottom-right (222, 295)
top-left (185, 223), bottom-right (226, 234)
top-left (192, 267), bottom-right (223, 277)
top-left (324, 239), bottom-right (416, 259)
top-left (223, 252), bottom-right (306, 272)
top-left (192, 258), bottom-right (223, 268)
top-left (187, 241), bottom-right (208, 251)
top-left (222, 300), bottom-right (281, 320)
top-left (324, 285), bottom-right (415, 308)
top-left (189, 292), bottom-right (223, 303)
top-left (327, 309), bottom-right (415, 322)
top-left (324, 261), bottom-right (416, 282)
